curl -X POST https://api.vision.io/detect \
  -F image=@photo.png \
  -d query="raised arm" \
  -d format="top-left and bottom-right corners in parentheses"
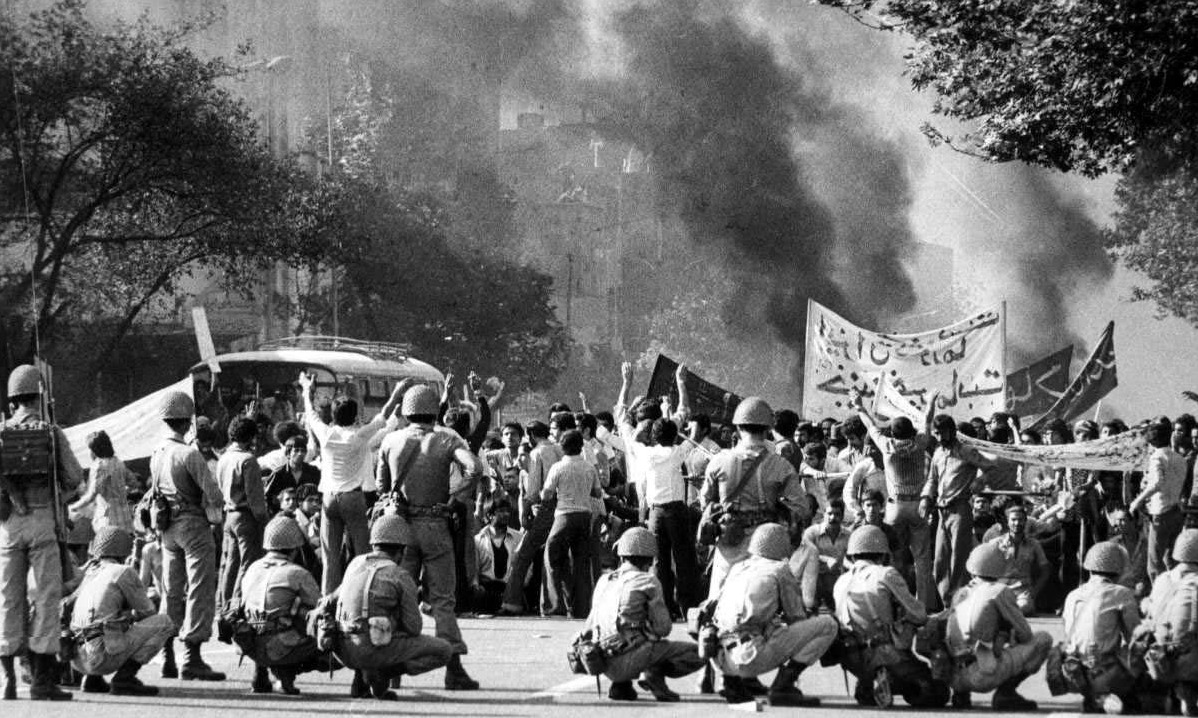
top-left (673, 364), bottom-right (691, 425)
top-left (615, 361), bottom-right (633, 415)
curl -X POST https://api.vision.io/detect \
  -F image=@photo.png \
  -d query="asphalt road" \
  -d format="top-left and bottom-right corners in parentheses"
top-left (5, 616), bottom-right (1083, 718)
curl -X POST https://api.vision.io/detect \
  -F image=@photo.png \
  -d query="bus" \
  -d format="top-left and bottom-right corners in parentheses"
top-left (188, 335), bottom-right (444, 431)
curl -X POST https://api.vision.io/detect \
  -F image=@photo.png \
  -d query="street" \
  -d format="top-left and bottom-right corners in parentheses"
top-left (6, 616), bottom-right (1081, 718)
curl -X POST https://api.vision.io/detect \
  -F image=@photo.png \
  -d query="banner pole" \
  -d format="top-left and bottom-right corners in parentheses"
top-left (1000, 300), bottom-right (1008, 406)
top-left (802, 298), bottom-right (813, 419)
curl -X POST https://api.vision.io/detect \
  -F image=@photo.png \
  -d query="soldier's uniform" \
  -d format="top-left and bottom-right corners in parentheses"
top-left (701, 397), bottom-right (809, 599)
top-left (713, 523), bottom-right (837, 706)
top-left (833, 525), bottom-right (949, 708)
top-left (376, 385), bottom-right (483, 689)
top-left (150, 390), bottom-right (226, 680)
top-left (946, 542), bottom-right (1053, 710)
top-left (581, 527), bottom-right (704, 702)
top-left (328, 515), bottom-right (453, 700)
top-left (0, 364), bottom-right (83, 701)
top-left (68, 528), bottom-right (173, 695)
top-left (1056, 542), bottom-right (1141, 713)
top-left (235, 516), bottom-right (326, 695)
top-left (1137, 529), bottom-right (1198, 715)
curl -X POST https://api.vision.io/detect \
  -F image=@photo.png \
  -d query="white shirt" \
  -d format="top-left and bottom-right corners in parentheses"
top-left (307, 411), bottom-right (389, 494)
top-left (626, 440), bottom-right (689, 506)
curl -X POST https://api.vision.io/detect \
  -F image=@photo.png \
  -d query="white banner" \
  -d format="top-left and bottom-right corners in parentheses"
top-left (873, 373), bottom-right (1149, 471)
top-left (803, 300), bottom-right (1006, 420)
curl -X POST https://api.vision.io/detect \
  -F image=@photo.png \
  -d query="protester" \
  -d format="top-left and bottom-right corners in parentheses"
top-left (500, 420), bottom-right (563, 616)
top-left (474, 499), bottom-right (523, 613)
top-left (216, 416), bottom-right (268, 609)
top-left (541, 429), bottom-right (603, 617)
top-left (987, 502), bottom-right (1051, 615)
top-left (70, 430), bottom-right (137, 532)
top-left (1129, 418), bottom-right (1188, 580)
top-left (264, 433), bottom-right (320, 512)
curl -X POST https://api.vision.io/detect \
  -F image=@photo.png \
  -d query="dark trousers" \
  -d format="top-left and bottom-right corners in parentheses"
top-left (545, 511), bottom-right (593, 618)
top-left (502, 504), bottom-right (555, 612)
top-left (220, 511), bottom-right (263, 609)
top-left (934, 500), bottom-right (974, 607)
top-left (1148, 507), bottom-right (1184, 580)
top-left (648, 501), bottom-right (700, 616)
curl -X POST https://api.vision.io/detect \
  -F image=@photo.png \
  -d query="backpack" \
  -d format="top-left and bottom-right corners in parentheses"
top-left (0, 421), bottom-right (55, 482)
top-left (1145, 575), bottom-right (1198, 682)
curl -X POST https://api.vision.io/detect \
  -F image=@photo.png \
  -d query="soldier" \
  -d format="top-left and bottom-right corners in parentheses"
top-left (324, 514), bottom-right (453, 700)
top-left (701, 397), bottom-right (809, 598)
top-left (151, 390), bottom-right (226, 681)
top-left (834, 525), bottom-right (949, 708)
top-left (946, 541), bottom-right (1053, 710)
top-left (712, 523), bottom-right (838, 706)
top-left (581, 526), bottom-right (704, 702)
top-left (1057, 542), bottom-right (1141, 714)
top-left (1138, 529), bottom-right (1198, 715)
top-left (1, 363), bottom-right (84, 701)
top-left (67, 527), bottom-right (174, 696)
top-left (234, 516), bottom-right (326, 695)
top-left (376, 384), bottom-right (483, 689)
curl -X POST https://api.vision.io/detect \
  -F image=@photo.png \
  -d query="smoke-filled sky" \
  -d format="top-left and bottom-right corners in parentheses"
top-left (89, 0), bottom-right (1197, 419)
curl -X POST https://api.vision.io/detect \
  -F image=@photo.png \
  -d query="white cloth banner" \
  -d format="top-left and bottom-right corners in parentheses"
top-left (873, 373), bottom-right (1149, 471)
top-left (803, 300), bottom-right (1006, 420)
top-left (63, 378), bottom-right (192, 467)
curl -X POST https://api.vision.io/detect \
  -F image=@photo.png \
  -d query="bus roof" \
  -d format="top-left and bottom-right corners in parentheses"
top-left (188, 348), bottom-right (444, 381)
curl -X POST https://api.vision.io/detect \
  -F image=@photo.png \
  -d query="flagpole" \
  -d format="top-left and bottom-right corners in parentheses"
top-left (1000, 300), bottom-right (1008, 407)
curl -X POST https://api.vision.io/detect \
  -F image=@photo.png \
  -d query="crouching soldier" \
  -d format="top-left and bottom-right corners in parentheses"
top-left (67, 527), bottom-right (175, 695)
top-left (233, 516), bottom-right (328, 695)
top-left (1053, 542), bottom-right (1141, 714)
top-left (1137, 529), bottom-right (1198, 716)
top-left (834, 525), bottom-right (949, 708)
top-left (580, 527), bottom-right (704, 702)
top-left (713, 523), bottom-right (838, 706)
top-left (946, 542), bottom-right (1052, 710)
top-left (321, 515), bottom-right (453, 700)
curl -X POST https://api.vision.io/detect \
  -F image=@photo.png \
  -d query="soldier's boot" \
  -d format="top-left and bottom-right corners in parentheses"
top-left (81, 674), bottom-right (110, 693)
top-left (29, 654), bottom-right (72, 701)
top-left (370, 676), bottom-right (398, 701)
top-left (637, 667), bottom-right (680, 702)
top-left (951, 690), bottom-right (973, 709)
top-left (608, 680), bottom-right (638, 701)
top-left (696, 663), bottom-right (715, 694)
top-left (160, 640), bottom-right (178, 678)
top-left (721, 675), bottom-right (755, 704)
top-left (180, 642), bottom-right (225, 681)
top-left (110, 660), bottom-right (159, 696)
top-left (743, 675), bottom-right (769, 695)
top-left (991, 674), bottom-right (1037, 711)
top-left (443, 655), bottom-right (479, 691)
top-left (768, 661), bottom-right (821, 707)
top-left (275, 668), bottom-right (300, 696)
top-left (250, 665), bottom-right (273, 694)
top-left (2, 655), bottom-right (17, 700)
top-left (350, 670), bottom-right (371, 698)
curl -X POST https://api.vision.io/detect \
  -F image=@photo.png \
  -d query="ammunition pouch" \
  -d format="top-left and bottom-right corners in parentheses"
top-left (567, 630), bottom-right (607, 675)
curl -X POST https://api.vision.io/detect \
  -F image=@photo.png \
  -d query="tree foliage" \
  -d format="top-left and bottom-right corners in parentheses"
top-left (819, 0), bottom-right (1198, 327)
top-left (0, 0), bottom-right (310, 369)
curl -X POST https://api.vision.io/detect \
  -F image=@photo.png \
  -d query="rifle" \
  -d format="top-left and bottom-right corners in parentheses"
top-left (39, 361), bottom-right (73, 582)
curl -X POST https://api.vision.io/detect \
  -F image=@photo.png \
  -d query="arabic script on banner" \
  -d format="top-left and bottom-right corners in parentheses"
top-left (1006, 344), bottom-right (1073, 419)
top-left (1028, 322), bottom-right (1117, 430)
top-left (803, 300), bottom-right (1006, 420)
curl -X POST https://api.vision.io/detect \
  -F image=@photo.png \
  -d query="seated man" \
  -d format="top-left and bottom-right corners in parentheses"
top-left (714, 523), bottom-right (838, 706)
top-left (474, 499), bottom-right (524, 614)
top-left (987, 502), bottom-right (1050, 616)
top-left (1106, 509), bottom-right (1149, 598)
top-left (321, 514), bottom-right (453, 700)
top-left (580, 527), bottom-right (704, 702)
top-left (68, 528), bottom-right (175, 695)
top-left (851, 490), bottom-right (908, 586)
top-left (834, 525), bottom-right (949, 708)
top-left (799, 499), bottom-right (850, 611)
top-left (1058, 542), bottom-right (1141, 714)
top-left (234, 516), bottom-right (330, 695)
top-left (946, 542), bottom-right (1053, 710)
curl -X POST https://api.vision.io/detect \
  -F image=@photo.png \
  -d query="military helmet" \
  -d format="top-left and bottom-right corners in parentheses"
top-left (965, 542), bottom-right (1006, 579)
top-left (159, 390), bottom-right (195, 420)
top-left (732, 396), bottom-right (773, 427)
top-left (616, 527), bottom-right (657, 558)
top-left (90, 527), bottom-right (134, 560)
top-left (6, 364), bottom-right (42, 397)
top-left (370, 513), bottom-right (413, 546)
top-left (263, 516), bottom-right (306, 551)
top-left (748, 523), bottom-right (791, 561)
top-left (1173, 529), bottom-right (1198, 563)
top-left (846, 525), bottom-right (890, 557)
top-left (1083, 542), bottom-right (1127, 575)
top-left (402, 385), bottom-right (439, 418)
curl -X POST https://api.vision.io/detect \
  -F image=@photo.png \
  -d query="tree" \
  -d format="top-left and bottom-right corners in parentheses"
top-left (819, 0), bottom-right (1198, 326)
top-left (0, 0), bottom-right (310, 372)
top-left (294, 66), bottom-right (569, 394)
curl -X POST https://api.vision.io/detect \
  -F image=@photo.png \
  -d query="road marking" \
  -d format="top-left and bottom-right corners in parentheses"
top-left (528, 675), bottom-right (596, 700)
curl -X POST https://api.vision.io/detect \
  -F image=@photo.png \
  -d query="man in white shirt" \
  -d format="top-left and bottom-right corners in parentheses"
top-left (1129, 417), bottom-right (1189, 579)
top-left (616, 362), bottom-right (697, 617)
top-left (300, 372), bottom-right (406, 593)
